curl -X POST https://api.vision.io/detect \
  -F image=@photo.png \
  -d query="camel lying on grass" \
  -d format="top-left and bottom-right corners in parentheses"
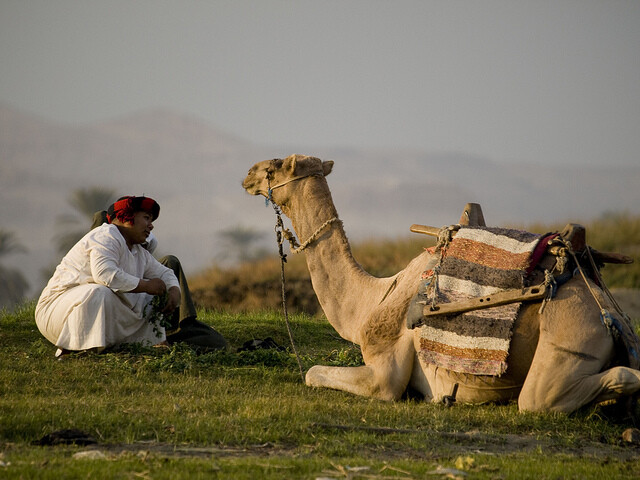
top-left (243, 154), bottom-right (640, 413)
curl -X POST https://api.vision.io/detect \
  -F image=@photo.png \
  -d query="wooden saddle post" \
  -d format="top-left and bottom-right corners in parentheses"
top-left (410, 202), bottom-right (486, 237)
top-left (458, 202), bottom-right (486, 227)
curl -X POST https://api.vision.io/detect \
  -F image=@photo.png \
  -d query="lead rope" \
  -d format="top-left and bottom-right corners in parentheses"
top-left (584, 245), bottom-right (630, 322)
top-left (266, 169), bottom-right (306, 382)
top-left (560, 238), bottom-right (627, 342)
top-left (561, 239), bottom-right (607, 313)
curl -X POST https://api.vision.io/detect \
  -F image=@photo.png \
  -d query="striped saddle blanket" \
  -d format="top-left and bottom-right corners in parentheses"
top-left (417, 226), bottom-right (547, 376)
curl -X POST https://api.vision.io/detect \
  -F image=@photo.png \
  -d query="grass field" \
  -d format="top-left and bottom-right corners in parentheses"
top-left (2, 301), bottom-right (640, 479)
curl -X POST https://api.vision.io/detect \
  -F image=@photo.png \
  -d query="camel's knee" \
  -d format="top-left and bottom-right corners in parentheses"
top-left (518, 390), bottom-right (578, 413)
top-left (519, 374), bottom-right (602, 413)
top-left (517, 392), bottom-right (551, 413)
top-left (368, 360), bottom-right (413, 401)
top-left (372, 380), bottom-right (404, 401)
top-left (518, 370), bottom-right (597, 413)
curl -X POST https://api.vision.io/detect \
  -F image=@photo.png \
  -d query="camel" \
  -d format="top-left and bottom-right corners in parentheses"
top-left (242, 154), bottom-right (640, 413)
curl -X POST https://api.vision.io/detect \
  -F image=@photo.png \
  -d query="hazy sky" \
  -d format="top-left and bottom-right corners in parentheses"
top-left (1, 0), bottom-right (639, 166)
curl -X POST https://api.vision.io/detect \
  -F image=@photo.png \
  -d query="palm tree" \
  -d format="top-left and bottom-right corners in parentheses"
top-left (54, 187), bottom-right (117, 255)
top-left (0, 229), bottom-right (29, 309)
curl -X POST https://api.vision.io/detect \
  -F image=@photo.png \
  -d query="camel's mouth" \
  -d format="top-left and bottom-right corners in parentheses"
top-left (242, 161), bottom-right (280, 197)
top-left (242, 176), bottom-right (265, 197)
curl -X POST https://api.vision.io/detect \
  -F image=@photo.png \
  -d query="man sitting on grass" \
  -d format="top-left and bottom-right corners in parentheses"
top-left (35, 195), bottom-right (227, 357)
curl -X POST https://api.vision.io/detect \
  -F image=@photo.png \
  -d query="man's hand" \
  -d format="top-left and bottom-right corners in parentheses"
top-left (131, 280), bottom-right (179, 313)
top-left (163, 286), bottom-right (181, 314)
top-left (133, 278), bottom-right (167, 296)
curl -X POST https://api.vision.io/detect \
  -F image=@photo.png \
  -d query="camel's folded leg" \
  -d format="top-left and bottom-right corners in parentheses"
top-left (306, 365), bottom-right (379, 398)
top-left (518, 279), bottom-right (640, 412)
top-left (518, 330), bottom-right (611, 412)
top-left (518, 321), bottom-right (640, 412)
top-left (306, 363), bottom-right (411, 401)
top-left (306, 335), bottom-right (416, 401)
top-left (519, 357), bottom-right (640, 413)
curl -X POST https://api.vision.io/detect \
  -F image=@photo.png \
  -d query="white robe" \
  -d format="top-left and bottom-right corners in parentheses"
top-left (35, 224), bottom-right (180, 352)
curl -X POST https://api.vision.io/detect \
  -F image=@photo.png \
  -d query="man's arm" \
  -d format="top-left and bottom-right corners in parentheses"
top-left (130, 278), bottom-right (167, 295)
top-left (164, 286), bottom-right (180, 313)
top-left (140, 250), bottom-right (181, 313)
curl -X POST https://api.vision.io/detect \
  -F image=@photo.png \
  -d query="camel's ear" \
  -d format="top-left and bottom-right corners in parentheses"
top-left (322, 160), bottom-right (334, 176)
top-left (284, 154), bottom-right (298, 174)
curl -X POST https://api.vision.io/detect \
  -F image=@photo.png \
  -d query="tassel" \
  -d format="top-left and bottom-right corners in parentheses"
top-left (538, 270), bottom-right (557, 314)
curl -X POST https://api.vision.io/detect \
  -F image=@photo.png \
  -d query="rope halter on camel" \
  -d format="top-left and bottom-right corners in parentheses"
top-left (265, 160), bottom-right (339, 254)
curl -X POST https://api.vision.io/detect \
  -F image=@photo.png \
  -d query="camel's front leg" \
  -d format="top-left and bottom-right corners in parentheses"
top-left (306, 365), bottom-right (382, 398)
top-left (306, 333), bottom-right (415, 401)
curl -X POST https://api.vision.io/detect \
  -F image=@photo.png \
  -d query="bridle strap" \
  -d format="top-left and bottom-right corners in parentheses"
top-left (267, 172), bottom-right (324, 191)
top-left (265, 163), bottom-right (338, 252)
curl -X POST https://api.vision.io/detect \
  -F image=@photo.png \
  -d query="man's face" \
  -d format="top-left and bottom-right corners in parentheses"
top-left (128, 211), bottom-right (155, 245)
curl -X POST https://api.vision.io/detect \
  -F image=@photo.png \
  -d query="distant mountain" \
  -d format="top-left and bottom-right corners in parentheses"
top-left (95, 108), bottom-right (248, 155)
top-left (1, 103), bottom-right (639, 302)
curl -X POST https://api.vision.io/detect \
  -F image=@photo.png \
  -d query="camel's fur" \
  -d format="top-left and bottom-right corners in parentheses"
top-left (243, 154), bottom-right (640, 413)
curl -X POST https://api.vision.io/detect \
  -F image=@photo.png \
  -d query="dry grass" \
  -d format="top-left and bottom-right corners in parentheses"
top-left (190, 214), bottom-right (640, 313)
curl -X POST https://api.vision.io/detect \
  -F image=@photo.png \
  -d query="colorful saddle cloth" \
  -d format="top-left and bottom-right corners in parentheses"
top-left (417, 226), bottom-right (546, 376)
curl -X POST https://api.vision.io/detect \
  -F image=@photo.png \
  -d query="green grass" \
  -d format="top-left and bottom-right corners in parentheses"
top-left (2, 302), bottom-right (640, 479)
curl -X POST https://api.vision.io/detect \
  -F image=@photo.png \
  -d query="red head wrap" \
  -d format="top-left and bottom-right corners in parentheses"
top-left (106, 196), bottom-right (160, 224)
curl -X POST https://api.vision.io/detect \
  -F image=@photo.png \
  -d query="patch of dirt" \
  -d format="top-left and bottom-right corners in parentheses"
top-left (98, 441), bottom-right (297, 459)
top-left (70, 427), bottom-right (640, 462)
top-left (307, 424), bottom-right (640, 461)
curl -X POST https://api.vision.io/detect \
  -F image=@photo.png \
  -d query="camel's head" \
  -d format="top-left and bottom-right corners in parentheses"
top-left (242, 154), bottom-right (334, 200)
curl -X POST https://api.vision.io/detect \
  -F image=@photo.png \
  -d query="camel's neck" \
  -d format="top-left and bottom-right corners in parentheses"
top-left (281, 178), bottom-right (390, 344)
